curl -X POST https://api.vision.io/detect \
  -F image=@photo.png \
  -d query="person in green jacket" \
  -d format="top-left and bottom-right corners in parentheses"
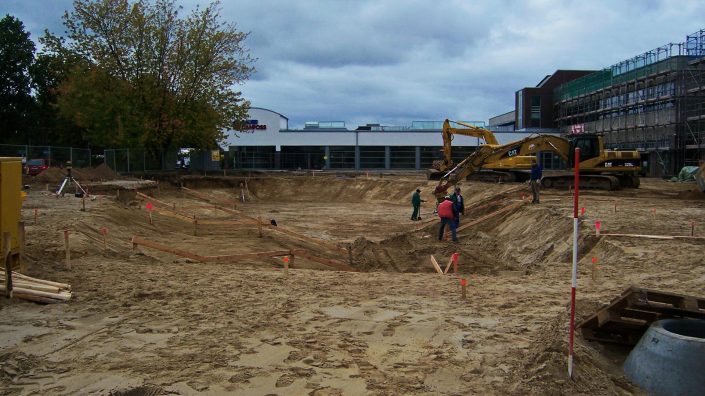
top-left (411, 188), bottom-right (425, 221)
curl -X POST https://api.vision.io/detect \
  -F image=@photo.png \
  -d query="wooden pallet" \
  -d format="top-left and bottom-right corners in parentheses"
top-left (578, 286), bottom-right (705, 345)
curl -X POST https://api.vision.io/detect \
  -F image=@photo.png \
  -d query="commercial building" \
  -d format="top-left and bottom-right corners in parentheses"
top-left (224, 108), bottom-right (554, 170)
top-left (501, 29), bottom-right (705, 177)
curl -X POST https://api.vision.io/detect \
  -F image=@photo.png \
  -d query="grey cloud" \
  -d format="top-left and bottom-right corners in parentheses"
top-left (6, 0), bottom-right (705, 129)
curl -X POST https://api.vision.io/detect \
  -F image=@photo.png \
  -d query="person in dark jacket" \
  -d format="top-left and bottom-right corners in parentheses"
top-left (530, 160), bottom-right (543, 204)
top-left (450, 186), bottom-right (465, 225)
top-left (437, 196), bottom-right (459, 242)
top-left (411, 188), bottom-right (425, 221)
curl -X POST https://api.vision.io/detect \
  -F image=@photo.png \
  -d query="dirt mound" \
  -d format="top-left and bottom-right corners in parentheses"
top-left (33, 167), bottom-right (66, 184)
top-left (110, 385), bottom-right (166, 396)
top-left (506, 305), bottom-right (638, 395)
top-left (91, 163), bottom-right (120, 180)
top-left (676, 189), bottom-right (705, 200)
top-left (246, 176), bottom-right (426, 203)
top-left (33, 164), bottom-right (120, 184)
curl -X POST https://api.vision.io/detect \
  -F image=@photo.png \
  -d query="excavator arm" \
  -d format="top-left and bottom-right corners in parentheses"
top-left (437, 119), bottom-right (500, 171)
top-left (433, 134), bottom-right (572, 197)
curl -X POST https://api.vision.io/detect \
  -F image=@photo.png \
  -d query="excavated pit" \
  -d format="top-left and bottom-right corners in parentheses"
top-left (3, 173), bottom-right (704, 395)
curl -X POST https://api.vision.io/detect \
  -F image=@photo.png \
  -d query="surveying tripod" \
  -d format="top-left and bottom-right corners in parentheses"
top-left (56, 161), bottom-right (89, 198)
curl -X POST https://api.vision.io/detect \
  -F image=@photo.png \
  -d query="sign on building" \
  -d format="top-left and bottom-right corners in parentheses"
top-left (570, 123), bottom-right (585, 134)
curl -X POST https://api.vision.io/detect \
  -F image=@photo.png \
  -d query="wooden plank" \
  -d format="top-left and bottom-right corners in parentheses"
top-left (266, 225), bottom-right (347, 254)
top-left (578, 286), bottom-right (705, 345)
top-left (131, 236), bottom-right (207, 262)
top-left (6, 271), bottom-right (71, 290)
top-left (457, 201), bottom-right (525, 233)
top-left (443, 256), bottom-right (453, 274)
top-left (179, 188), bottom-right (346, 255)
top-left (290, 249), bottom-right (356, 272)
top-left (620, 308), bottom-right (662, 322)
top-left (135, 191), bottom-right (176, 209)
top-left (601, 233), bottom-right (705, 240)
top-left (75, 229), bottom-right (120, 253)
top-left (430, 255), bottom-right (443, 274)
top-left (194, 219), bottom-right (250, 226)
top-left (203, 250), bottom-right (293, 263)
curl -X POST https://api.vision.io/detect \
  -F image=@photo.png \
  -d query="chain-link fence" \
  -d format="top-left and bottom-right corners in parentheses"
top-left (104, 148), bottom-right (225, 173)
top-left (0, 144), bottom-right (93, 167)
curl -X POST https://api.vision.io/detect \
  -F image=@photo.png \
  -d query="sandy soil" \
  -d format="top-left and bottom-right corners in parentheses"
top-left (1, 174), bottom-right (704, 395)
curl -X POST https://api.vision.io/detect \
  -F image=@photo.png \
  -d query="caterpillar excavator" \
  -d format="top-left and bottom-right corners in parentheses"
top-left (433, 132), bottom-right (641, 199)
top-left (429, 120), bottom-right (526, 181)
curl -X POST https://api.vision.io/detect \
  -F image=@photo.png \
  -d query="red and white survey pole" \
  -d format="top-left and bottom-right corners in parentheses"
top-left (568, 147), bottom-right (580, 378)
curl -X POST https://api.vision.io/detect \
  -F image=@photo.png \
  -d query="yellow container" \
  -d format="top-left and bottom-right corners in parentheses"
top-left (0, 157), bottom-right (23, 268)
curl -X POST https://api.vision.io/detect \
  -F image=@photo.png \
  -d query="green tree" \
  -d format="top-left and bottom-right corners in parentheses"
top-left (0, 14), bottom-right (36, 144)
top-left (50, 0), bottom-right (254, 152)
top-left (29, 32), bottom-right (86, 146)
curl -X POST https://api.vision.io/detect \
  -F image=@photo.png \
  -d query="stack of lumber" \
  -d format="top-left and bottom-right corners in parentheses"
top-left (1, 269), bottom-right (72, 303)
top-left (578, 286), bottom-right (705, 345)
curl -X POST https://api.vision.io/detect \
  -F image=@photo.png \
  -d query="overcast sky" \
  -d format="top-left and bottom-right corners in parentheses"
top-left (4, 0), bottom-right (705, 129)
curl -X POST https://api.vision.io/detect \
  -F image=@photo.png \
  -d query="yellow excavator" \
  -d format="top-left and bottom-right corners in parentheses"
top-left (430, 119), bottom-right (522, 181)
top-left (433, 133), bottom-right (641, 198)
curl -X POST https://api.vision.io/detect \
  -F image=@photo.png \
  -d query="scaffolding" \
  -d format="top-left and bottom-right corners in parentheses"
top-left (553, 29), bottom-right (705, 176)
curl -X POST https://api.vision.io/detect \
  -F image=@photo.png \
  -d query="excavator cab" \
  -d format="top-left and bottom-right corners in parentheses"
top-left (567, 135), bottom-right (601, 167)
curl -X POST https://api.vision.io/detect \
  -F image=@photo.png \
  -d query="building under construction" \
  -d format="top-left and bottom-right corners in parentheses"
top-left (552, 30), bottom-right (705, 177)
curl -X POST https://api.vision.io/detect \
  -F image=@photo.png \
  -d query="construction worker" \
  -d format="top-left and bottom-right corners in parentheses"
top-left (530, 159), bottom-right (543, 204)
top-left (411, 188), bottom-right (426, 221)
top-left (437, 196), bottom-right (459, 242)
top-left (450, 186), bottom-right (465, 226)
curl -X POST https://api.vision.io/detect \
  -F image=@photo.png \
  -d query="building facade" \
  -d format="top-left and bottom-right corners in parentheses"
top-left (515, 70), bottom-right (594, 130)
top-left (224, 108), bottom-right (555, 170)
top-left (496, 29), bottom-right (705, 177)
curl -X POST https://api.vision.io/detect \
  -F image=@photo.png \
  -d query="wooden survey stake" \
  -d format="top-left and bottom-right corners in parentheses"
top-left (443, 256), bottom-right (453, 274)
top-left (3, 232), bottom-right (12, 298)
top-left (18, 222), bottom-right (26, 273)
top-left (101, 228), bottom-right (108, 250)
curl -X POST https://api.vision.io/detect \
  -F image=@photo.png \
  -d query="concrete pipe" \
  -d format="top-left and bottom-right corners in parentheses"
top-left (623, 318), bottom-right (705, 396)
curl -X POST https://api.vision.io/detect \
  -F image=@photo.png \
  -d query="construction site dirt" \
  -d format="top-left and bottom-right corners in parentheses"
top-left (1, 173), bottom-right (704, 395)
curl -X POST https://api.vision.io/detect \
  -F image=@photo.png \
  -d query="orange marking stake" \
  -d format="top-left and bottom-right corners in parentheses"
top-left (591, 257), bottom-right (599, 281)
top-left (34, 208), bottom-right (38, 224)
top-left (651, 208), bottom-right (656, 219)
top-left (595, 220), bottom-right (601, 236)
top-left (283, 256), bottom-right (290, 276)
top-left (460, 278), bottom-right (468, 299)
top-left (581, 207), bottom-right (586, 216)
top-left (146, 202), bottom-right (154, 224)
top-left (452, 252), bottom-right (460, 274)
